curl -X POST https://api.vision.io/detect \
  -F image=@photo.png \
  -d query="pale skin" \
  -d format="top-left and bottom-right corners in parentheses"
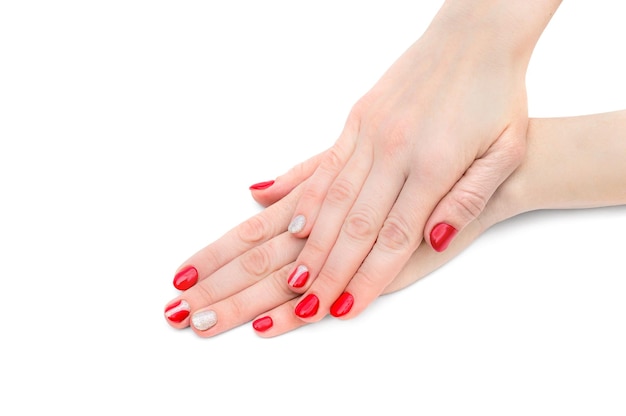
top-left (270, 0), bottom-right (563, 323)
top-left (164, 110), bottom-right (626, 337)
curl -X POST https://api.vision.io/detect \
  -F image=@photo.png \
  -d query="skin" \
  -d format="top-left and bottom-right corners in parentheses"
top-left (276, 0), bottom-right (563, 324)
top-left (165, 110), bottom-right (626, 338)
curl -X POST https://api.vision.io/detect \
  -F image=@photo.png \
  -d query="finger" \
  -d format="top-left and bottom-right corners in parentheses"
top-left (171, 183), bottom-right (304, 291)
top-left (249, 149), bottom-right (327, 207)
top-left (292, 162), bottom-right (405, 321)
top-left (285, 144), bottom-right (374, 293)
top-left (251, 298), bottom-right (308, 338)
top-left (165, 233), bottom-right (305, 328)
top-left (333, 173), bottom-right (437, 319)
top-left (286, 123), bottom-right (359, 237)
top-left (253, 198), bottom-right (496, 337)
top-left (384, 215), bottom-right (487, 294)
top-left (424, 126), bottom-right (526, 252)
top-left (189, 263), bottom-right (299, 337)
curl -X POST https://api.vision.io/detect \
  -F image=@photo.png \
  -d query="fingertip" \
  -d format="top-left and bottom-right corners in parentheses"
top-left (294, 294), bottom-right (320, 320)
top-left (173, 265), bottom-right (198, 290)
top-left (164, 299), bottom-right (191, 327)
top-left (251, 302), bottom-right (309, 338)
top-left (249, 179), bottom-right (296, 207)
top-left (252, 315), bottom-right (273, 333)
top-left (429, 222), bottom-right (458, 252)
top-left (249, 180), bottom-right (279, 207)
top-left (287, 264), bottom-right (310, 291)
top-left (287, 214), bottom-right (307, 234)
top-left (330, 292), bottom-right (354, 318)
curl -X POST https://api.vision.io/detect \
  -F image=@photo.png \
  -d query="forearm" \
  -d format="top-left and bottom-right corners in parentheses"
top-left (512, 111), bottom-right (626, 215)
top-left (429, 0), bottom-right (562, 65)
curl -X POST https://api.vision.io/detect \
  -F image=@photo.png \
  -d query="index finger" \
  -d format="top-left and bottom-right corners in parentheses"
top-left (172, 182), bottom-right (305, 290)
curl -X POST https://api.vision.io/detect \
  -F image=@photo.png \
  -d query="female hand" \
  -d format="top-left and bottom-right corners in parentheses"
top-left (265, 1), bottom-right (562, 323)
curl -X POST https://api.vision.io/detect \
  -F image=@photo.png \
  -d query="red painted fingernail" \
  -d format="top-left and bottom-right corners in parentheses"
top-left (249, 180), bottom-right (275, 190)
top-left (330, 292), bottom-right (354, 317)
top-left (164, 299), bottom-right (190, 323)
top-left (430, 223), bottom-right (458, 252)
top-left (287, 265), bottom-right (309, 289)
top-left (252, 316), bottom-right (273, 332)
top-left (173, 265), bottom-right (198, 290)
top-left (295, 294), bottom-right (319, 318)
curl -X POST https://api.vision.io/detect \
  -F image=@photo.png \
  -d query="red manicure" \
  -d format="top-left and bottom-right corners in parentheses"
top-left (173, 265), bottom-right (198, 291)
top-left (430, 223), bottom-right (458, 252)
top-left (287, 265), bottom-right (309, 289)
top-left (295, 294), bottom-right (319, 318)
top-left (164, 299), bottom-right (190, 323)
top-left (249, 180), bottom-right (275, 190)
top-left (330, 292), bottom-right (354, 317)
top-left (252, 316), bottom-right (273, 332)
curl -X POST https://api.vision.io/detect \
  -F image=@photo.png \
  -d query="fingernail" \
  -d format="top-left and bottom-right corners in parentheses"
top-left (164, 300), bottom-right (190, 323)
top-left (430, 223), bottom-right (458, 252)
top-left (330, 292), bottom-right (354, 318)
top-left (173, 265), bottom-right (198, 291)
top-left (288, 214), bottom-right (306, 234)
top-left (252, 316), bottom-right (273, 332)
top-left (287, 265), bottom-right (309, 288)
top-left (191, 310), bottom-right (217, 331)
top-left (249, 180), bottom-right (275, 190)
top-left (295, 294), bottom-right (319, 318)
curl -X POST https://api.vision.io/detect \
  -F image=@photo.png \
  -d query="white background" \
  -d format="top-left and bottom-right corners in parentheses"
top-left (1, 1), bottom-right (625, 414)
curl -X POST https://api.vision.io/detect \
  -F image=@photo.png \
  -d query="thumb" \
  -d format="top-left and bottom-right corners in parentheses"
top-left (425, 127), bottom-right (526, 252)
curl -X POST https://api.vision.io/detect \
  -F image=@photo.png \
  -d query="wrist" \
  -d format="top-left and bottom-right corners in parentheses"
top-left (428, 0), bottom-right (561, 68)
top-left (494, 112), bottom-right (626, 223)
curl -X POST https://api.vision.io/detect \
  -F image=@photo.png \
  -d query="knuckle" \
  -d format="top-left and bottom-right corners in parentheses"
top-left (321, 146), bottom-right (347, 174)
top-left (199, 247), bottom-right (223, 271)
top-left (288, 159), bottom-right (309, 180)
top-left (380, 122), bottom-right (412, 160)
top-left (452, 188), bottom-right (488, 221)
top-left (326, 177), bottom-right (357, 206)
top-left (194, 282), bottom-right (219, 305)
top-left (299, 183), bottom-right (325, 207)
top-left (496, 130), bottom-right (527, 167)
top-left (237, 215), bottom-right (270, 244)
top-left (240, 245), bottom-right (272, 279)
top-left (273, 265), bottom-right (298, 297)
top-left (507, 139), bottom-right (526, 166)
top-left (303, 236), bottom-right (329, 260)
top-left (377, 215), bottom-right (415, 253)
top-left (354, 268), bottom-right (380, 292)
top-left (348, 95), bottom-right (371, 123)
top-left (227, 292), bottom-right (247, 320)
top-left (343, 207), bottom-right (378, 241)
top-left (315, 268), bottom-right (346, 291)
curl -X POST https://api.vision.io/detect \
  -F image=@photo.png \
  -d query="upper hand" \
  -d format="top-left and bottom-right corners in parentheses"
top-left (280, 23), bottom-right (528, 322)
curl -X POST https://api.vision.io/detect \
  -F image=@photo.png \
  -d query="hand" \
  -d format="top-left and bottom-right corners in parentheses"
top-left (276, 7), bottom-right (537, 323)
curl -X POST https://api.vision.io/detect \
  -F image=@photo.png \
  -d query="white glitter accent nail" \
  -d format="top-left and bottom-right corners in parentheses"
top-left (288, 215), bottom-right (306, 234)
top-left (192, 310), bottom-right (217, 331)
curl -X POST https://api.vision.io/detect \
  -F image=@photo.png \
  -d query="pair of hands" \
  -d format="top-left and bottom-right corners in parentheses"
top-left (164, 1), bottom-right (560, 337)
top-left (164, 149), bottom-right (509, 337)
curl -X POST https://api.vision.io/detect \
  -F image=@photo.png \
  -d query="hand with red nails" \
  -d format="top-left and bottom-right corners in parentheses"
top-left (168, 112), bottom-right (626, 338)
top-left (250, 1), bottom-right (563, 324)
